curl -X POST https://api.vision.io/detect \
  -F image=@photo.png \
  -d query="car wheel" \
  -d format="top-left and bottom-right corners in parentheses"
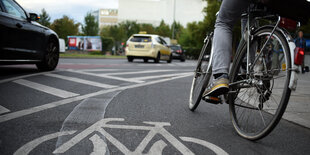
top-left (167, 54), bottom-right (172, 63)
top-left (181, 59), bottom-right (185, 62)
top-left (127, 56), bottom-right (134, 62)
top-left (154, 52), bottom-right (160, 63)
top-left (143, 58), bottom-right (148, 63)
top-left (36, 39), bottom-right (59, 71)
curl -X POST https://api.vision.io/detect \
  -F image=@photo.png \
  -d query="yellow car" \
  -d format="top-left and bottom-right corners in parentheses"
top-left (125, 34), bottom-right (172, 63)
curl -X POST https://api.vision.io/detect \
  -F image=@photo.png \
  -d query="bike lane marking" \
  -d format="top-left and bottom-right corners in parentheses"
top-left (0, 73), bottom-right (191, 123)
top-left (180, 137), bottom-right (229, 155)
top-left (14, 130), bottom-right (76, 155)
top-left (16, 118), bottom-right (229, 155)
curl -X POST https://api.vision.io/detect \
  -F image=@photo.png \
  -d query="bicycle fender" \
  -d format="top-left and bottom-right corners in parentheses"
top-left (254, 25), bottom-right (298, 91)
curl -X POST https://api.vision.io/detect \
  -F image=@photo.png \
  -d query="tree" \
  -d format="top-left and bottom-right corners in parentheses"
top-left (171, 21), bottom-right (184, 40)
top-left (50, 15), bottom-right (80, 41)
top-left (38, 8), bottom-right (51, 27)
top-left (119, 21), bottom-right (140, 39)
top-left (140, 23), bottom-right (156, 34)
top-left (82, 13), bottom-right (99, 36)
top-left (156, 20), bottom-right (171, 37)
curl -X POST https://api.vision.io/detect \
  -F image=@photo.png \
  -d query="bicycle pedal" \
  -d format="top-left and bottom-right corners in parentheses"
top-left (203, 96), bottom-right (222, 104)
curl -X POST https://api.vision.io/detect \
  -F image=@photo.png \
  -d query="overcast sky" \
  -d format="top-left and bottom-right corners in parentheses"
top-left (16, 0), bottom-right (118, 24)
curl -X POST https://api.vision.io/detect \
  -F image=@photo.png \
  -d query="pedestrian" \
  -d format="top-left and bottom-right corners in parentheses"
top-left (295, 30), bottom-right (307, 73)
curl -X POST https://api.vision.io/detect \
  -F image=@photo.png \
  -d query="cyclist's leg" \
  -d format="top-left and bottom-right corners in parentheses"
top-left (204, 0), bottom-right (250, 98)
top-left (212, 0), bottom-right (250, 75)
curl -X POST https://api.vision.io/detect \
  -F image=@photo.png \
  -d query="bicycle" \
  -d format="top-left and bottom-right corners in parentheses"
top-left (189, 4), bottom-right (299, 141)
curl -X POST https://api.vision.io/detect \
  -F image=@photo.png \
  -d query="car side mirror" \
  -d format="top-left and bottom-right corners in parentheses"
top-left (29, 13), bottom-right (40, 21)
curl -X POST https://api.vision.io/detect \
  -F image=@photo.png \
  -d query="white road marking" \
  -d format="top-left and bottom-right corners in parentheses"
top-left (103, 70), bottom-right (173, 76)
top-left (180, 137), bottom-right (229, 155)
top-left (89, 134), bottom-right (108, 155)
top-left (54, 118), bottom-right (194, 155)
top-left (13, 79), bottom-right (79, 98)
top-left (14, 130), bottom-right (76, 155)
top-left (45, 73), bottom-right (117, 89)
top-left (130, 72), bottom-right (191, 81)
top-left (67, 70), bottom-right (145, 83)
top-left (0, 74), bottom-right (191, 123)
top-left (0, 71), bottom-right (57, 84)
top-left (78, 69), bottom-right (123, 72)
top-left (0, 105), bottom-right (10, 115)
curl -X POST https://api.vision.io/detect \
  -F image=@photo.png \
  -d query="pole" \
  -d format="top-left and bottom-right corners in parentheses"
top-left (172, 0), bottom-right (176, 39)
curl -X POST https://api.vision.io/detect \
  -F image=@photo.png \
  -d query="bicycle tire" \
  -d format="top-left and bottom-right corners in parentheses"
top-left (229, 28), bottom-right (292, 140)
top-left (189, 34), bottom-right (213, 111)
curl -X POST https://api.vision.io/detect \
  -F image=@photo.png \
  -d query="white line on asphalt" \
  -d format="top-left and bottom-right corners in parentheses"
top-left (0, 74), bottom-right (191, 123)
top-left (130, 72), bottom-right (191, 81)
top-left (89, 134), bottom-right (109, 155)
top-left (66, 70), bottom-right (145, 83)
top-left (13, 79), bottom-right (79, 98)
top-left (0, 105), bottom-right (10, 115)
top-left (78, 69), bottom-right (123, 72)
top-left (14, 131), bottom-right (76, 155)
top-left (103, 70), bottom-right (173, 76)
top-left (180, 137), bottom-right (229, 155)
top-left (45, 74), bottom-right (117, 89)
top-left (0, 71), bottom-right (57, 84)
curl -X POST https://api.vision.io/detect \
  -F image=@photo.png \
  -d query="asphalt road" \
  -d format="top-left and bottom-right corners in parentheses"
top-left (0, 58), bottom-right (310, 155)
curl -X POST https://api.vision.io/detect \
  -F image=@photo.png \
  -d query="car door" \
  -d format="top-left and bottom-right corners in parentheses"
top-left (0, 1), bottom-right (17, 59)
top-left (159, 37), bottom-right (170, 59)
top-left (1, 0), bottom-right (43, 60)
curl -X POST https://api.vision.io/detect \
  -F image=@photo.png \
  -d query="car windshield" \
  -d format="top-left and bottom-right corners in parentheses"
top-left (170, 46), bottom-right (181, 50)
top-left (130, 36), bottom-right (152, 43)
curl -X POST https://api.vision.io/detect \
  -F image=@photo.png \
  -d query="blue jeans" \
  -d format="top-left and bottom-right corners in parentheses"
top-left (212, 0), bottom-right (250, 75)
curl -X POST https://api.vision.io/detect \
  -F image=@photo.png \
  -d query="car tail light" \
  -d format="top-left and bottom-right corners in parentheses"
top-left (280, 18), bottom-right (297, 31)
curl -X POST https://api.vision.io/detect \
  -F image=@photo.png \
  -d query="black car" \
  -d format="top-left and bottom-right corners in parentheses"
top-left (0, 0), bottom-right (59, 71)
top-left (169, 45), bottom-right (185, 62)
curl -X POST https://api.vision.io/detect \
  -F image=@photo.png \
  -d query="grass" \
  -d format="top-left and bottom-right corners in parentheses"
top-left (60, 53), bottom-right (126, 59)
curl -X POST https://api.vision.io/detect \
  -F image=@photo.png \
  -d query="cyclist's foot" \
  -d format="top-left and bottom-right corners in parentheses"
top-left (203, 74), bottom-right (229, 98)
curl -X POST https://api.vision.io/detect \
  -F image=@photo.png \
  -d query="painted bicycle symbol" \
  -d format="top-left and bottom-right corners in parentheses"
top-left (15, 118), bottom-right (228, 155)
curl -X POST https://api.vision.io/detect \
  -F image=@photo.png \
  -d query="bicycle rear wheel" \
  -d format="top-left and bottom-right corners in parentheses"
top-left (189, 34), bottom-right (213, 111)
top-left (229, 28), bottom-right (292, 140)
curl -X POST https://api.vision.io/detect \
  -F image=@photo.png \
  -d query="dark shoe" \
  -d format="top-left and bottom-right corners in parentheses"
top-left (203, 75), bottom-right (229, 98)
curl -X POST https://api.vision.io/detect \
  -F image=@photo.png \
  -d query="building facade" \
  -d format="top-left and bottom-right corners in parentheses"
top-left (118, 0), bottom-right (206, 26)
top-left (92, 9), bottom-right (118, 29)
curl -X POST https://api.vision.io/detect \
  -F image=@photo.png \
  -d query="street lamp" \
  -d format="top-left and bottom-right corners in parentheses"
top-left (172, 0), bottom-right (176, 39)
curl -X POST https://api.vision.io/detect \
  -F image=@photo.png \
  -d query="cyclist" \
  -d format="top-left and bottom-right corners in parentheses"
top-left (203, 0), bottom-right (310, 99)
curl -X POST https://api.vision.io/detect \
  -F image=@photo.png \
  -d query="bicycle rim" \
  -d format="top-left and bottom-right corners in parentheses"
top-left (189, 36), bottom-right (212, 111)
top-left (229, 28), bottom-right (292, 140)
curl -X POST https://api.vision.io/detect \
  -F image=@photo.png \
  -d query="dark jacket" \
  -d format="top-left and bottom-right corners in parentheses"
top-left (295, 37), bottom-right (307, 49)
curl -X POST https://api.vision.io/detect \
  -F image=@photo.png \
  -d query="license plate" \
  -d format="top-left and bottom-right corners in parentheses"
top-left (135, 45), bottom-right (144, 48)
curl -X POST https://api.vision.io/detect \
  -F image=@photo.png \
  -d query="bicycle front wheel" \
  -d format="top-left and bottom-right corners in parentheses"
top-left (229, 28), bottom-right (292, 140)
top-left (189, 34), bottom-right (213, 111)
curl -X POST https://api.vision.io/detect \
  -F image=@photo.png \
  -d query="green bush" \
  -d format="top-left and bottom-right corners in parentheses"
top-left (183, 47), bottom-right (201, 59)
top-left (89, 51), bottom-right (103, 55)
top-left (101, 37), bottom-right (114, 53)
